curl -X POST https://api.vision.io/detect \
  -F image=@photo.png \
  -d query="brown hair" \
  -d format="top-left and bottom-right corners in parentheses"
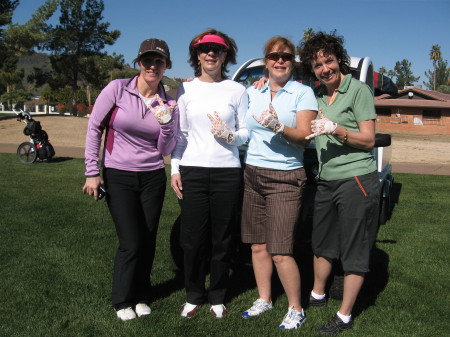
top-left (263, 36), bottom-right (295, 58)
top-left (298, 31), bottom-right (350, 80)
top-left (263, 36), bottom-right (296, 77)
top-left (188, 29), bottom-right (238, 78)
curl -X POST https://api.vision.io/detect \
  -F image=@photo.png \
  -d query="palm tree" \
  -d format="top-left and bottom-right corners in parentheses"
top-left (430, 44), bottom-right (441, 91)
top-left (388, 69), bottom-right (396, 81)
top-left (379, 66), bottom-right (387, 90)
top-left (297, 28), bottom-right (316, 56)
top-left (302, 28), bottom-right (315, 42)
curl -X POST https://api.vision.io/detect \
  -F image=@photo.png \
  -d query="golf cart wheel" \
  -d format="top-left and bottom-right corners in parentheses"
top-left (379, 194), bottom-right (390, 226)
top-left (17, 142), bottom-right (37, 164)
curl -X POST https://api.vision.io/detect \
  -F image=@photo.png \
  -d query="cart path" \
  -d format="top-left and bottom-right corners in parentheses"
top-left (0, 143), bottom-right (172, 165)
top-left (1, 143), bottom-right (449, 175)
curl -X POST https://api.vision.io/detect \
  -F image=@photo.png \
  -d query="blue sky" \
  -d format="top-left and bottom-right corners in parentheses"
top-left (13, 0), bottom-right (450, 86)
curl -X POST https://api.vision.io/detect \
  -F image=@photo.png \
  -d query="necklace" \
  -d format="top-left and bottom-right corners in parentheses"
top-left (270, 89), bottom-right (278, 93)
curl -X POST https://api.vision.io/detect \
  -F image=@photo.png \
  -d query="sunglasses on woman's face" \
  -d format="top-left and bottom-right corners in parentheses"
top-left (197, 44), bottom-right (227, 55)
top-left (265, 52), bottom-right (295, 62)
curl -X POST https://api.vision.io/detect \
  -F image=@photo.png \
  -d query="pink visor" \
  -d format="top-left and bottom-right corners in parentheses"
top-left (194, 34), bottom-right (229, 49)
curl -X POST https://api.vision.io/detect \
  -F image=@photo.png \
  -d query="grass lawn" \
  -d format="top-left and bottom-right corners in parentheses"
top-left (0, 153), bottom-right (448, 337)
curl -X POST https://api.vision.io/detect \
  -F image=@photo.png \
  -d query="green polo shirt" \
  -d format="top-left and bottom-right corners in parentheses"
top-left (314, 74), bottom-right (377, 181)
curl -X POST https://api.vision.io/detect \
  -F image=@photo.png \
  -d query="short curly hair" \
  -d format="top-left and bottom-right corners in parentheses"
top-left (298, 31), bottom-right (350, 80)
top-left (188, 29), bottom-right (238, 79)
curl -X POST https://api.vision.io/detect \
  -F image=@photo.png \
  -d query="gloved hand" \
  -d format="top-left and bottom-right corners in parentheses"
top-left (149, 94), bottom-right (177, 125)
top-left (306, 109), bottom-right (337, 140)
top-left (207, 111), bottom-right (234, 143)
top-left (252, 103), bottom-right (284, 134)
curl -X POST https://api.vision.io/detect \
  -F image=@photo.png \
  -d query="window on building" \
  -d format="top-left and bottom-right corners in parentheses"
top-left (423, 110), bottom-right (441, 119)
top-left (376, 108), bottom-right (391, 116)
top-left (422, 110), bottom-right (441, 125)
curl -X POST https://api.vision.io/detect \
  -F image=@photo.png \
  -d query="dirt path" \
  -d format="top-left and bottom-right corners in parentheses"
top-left (385, 131), bottom-right (450, 164)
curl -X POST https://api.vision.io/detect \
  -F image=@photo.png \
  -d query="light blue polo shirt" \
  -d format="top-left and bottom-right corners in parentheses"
top-left (245, 80), bottom-right (318, 170)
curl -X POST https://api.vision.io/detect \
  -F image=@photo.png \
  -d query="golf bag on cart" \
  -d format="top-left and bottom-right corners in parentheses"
top-left (15, 110), bottom-right (55, 164)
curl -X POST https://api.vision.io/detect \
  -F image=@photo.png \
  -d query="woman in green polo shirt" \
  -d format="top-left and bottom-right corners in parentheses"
top-left (298, 32), bottom-right (380, 335)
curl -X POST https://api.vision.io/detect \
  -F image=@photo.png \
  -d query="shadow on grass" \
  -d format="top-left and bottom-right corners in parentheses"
top-left (151, 269), bottom-right (184, 302)
top-left (48, 156), bottom-right (76, 163)
top-left (353, 246), bottom-right (390, 317)
top-left (387, 181), bottom-right (403, 222)
top-left (30, 156), bottom-right (75, 163)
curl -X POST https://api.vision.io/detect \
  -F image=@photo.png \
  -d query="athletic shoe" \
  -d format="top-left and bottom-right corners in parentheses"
top-left (241, 298), bottom-right (273, 319)
top-left (210, 304), bottom-right (228, 318)
top-left (309, 294), bottom-right (327, 307)
top-left (278, 307), bottom-right (306, 330)
top-left (116, 307), bottom-right (137, 321)
top-left (135, 303), bottom-right (151, 317)
top-left (316, 314), bottom-right (353, 335)
top-left (180, 302), bottom-right (201, 318)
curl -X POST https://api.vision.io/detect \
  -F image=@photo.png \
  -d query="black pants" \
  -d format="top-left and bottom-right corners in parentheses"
top-left (179, 166), bottom-right (242, 305)
top-left (104, 168), bottom-right (166, 310)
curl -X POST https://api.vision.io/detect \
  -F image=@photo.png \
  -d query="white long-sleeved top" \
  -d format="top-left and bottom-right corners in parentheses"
top-left (171, 78), bottom-right (248, 175)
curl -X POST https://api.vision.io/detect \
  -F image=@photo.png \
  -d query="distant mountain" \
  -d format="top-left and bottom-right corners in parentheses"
top-left (17, 52), bottom-right (51, 77)
top-left (17, 53), bottom-right (180, 93)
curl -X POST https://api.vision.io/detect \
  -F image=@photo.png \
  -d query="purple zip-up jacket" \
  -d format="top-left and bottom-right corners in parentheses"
top-left (84, 75), bottom-right (179, 176)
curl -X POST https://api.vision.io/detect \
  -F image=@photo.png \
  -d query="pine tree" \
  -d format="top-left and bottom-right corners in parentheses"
top-left (393, 59), bottom-right (419, 90)
top-left (0, 0), bottom-right (58, 108)
top-left (423, 59), bottom-right (449, 91)
top-left (44, 0), bottom-right (121, 115)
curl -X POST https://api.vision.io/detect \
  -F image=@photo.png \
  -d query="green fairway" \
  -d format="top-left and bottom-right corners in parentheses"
top-left (0, 153), bottom-right (448, 337)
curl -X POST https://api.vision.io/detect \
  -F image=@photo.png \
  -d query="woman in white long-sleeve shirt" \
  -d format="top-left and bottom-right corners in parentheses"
top-left (171, 29), bottom-right (248, 319)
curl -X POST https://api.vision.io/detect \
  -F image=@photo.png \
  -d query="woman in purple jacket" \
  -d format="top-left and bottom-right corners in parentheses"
top-left (82, 38), bottom-right (178, 321)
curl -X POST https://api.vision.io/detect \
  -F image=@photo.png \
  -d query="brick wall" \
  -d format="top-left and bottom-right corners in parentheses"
top-left (375, 107), bottom-right (450, 135)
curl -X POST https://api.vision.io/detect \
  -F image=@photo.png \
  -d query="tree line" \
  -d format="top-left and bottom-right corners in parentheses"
top-left (378, 44), bottom-right (449, 93)
top-left (0, 0), bottom-right (139, 115)
top-left (1, 3), bottom-right (449, 116)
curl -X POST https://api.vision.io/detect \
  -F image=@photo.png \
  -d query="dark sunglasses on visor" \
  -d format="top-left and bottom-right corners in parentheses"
top-left (265, 52), bottom-right (295, 62)
top-left (197, 43), bottom-right (227, 55)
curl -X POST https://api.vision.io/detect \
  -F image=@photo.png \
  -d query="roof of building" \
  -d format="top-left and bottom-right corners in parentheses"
top-left (375, 87), bottom-right (450, 108)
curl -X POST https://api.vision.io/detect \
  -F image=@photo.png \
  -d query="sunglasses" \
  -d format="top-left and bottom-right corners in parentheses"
top-left (140, 56), bottom-right (166, 67)
top-left (197, 44), bottom-right (227, 55)
top-left (265, 52), bottom-right (295, 62)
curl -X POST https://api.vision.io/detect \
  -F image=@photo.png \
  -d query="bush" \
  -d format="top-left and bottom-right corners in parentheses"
top-left (58, 104), bottom-right (67, 114)
top-left (76, 103), bottom-right (88, 117)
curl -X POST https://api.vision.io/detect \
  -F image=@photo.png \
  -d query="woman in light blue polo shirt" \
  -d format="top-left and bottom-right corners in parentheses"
top-left (240, 36), bottom-right (317, 330)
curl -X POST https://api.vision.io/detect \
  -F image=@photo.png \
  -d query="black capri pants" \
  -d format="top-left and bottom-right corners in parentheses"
top-left (312, 171), bottom-right (380, 273)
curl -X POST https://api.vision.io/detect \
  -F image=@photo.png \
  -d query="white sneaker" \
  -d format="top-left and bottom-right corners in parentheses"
top-left (241, 298), bottom-right (273, 319)
top-left (135, 303), bottom-right (151, 317)
top-left (116, 307), bottom-right (137, 321)
top-left (180, 302), bottom-right (201, 318)
top-left (278, 306), bottom-right (306, 330)
top-left (210, 304), bottom-right (228, 318)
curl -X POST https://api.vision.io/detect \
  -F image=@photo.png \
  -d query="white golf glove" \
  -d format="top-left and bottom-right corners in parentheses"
top-left (252, 103), bottom-right (284, 134)
top-left (207, 111), bottom-right (234, 143)
top-left (149, 94), bottom-right (177, 125)
top-left (306, 109), bottom-right (337, 140)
